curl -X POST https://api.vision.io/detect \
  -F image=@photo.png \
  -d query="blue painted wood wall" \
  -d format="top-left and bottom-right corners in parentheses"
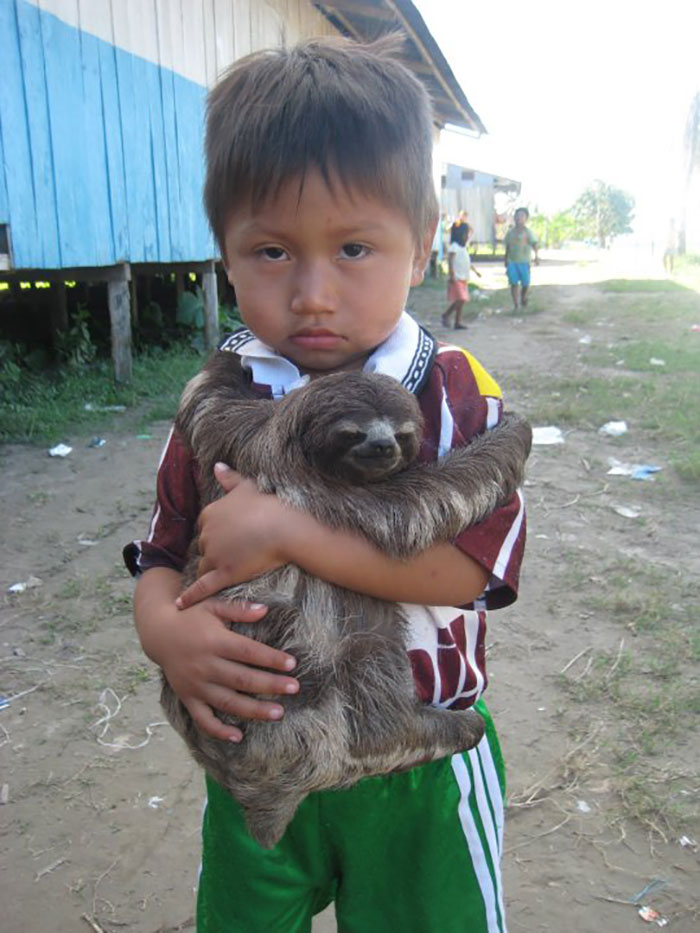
top-left (0, 0), bottom-right (216, 269)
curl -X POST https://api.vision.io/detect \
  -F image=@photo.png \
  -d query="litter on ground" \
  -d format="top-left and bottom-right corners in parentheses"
top-left (599, 420), bottom-right (628, 436)
top-left (612, 505), bottom-right (642, 518)
top-left (649, 358), bottom-right (666, 366)
top-left (532, 426), bottom-right (565, 445)
top-left (607, 458), bottom-right (662, 480)
top-left (638, 905), bottom-right (668, 926)
top-left (7, 576), bottom-right (43, 594)
top-left (48, 443), bottom-right (72, 457)
top-left (84, 402), bottom-right (126, 412)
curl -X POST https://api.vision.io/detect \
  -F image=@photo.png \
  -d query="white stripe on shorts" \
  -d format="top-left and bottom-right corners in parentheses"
top-left (451, 745), bottom-right (507, 933)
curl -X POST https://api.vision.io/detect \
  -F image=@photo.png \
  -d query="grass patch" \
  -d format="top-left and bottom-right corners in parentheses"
top-left (599, 278), bottom-right (687, 293)
top-left (591, 339), bottom-right (700, 373)
top-left (0, 344), bottom-right (204, 443)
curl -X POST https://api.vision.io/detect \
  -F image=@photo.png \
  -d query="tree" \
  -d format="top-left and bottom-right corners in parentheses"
top-left (679, 92), bottom-right (700, 255)
top-left (572, 180), bottom-right (635, 247)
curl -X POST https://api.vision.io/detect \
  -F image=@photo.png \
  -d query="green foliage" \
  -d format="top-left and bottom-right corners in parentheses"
top-left (176, 286), bottom-right (204, 328)
top-left (572, 180), bottom-right (635, 246)
top-left (54, 303), bottom-right (97, 368)
top-left (530, 210), bottom-right (582, 248)
top-left (0, 344), bottom-right (204, 443)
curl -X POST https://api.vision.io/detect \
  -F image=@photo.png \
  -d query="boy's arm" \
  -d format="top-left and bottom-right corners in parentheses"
top-left (447, 250), bottom-right (456, 281)
top-left (135, 566), bottom-right (300, 739)
top-left (177, 466), bottom-right (489, 610)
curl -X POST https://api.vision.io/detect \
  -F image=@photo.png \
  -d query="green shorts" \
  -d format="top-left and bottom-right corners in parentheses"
top-left (197, 700), bottom-right (506, 932)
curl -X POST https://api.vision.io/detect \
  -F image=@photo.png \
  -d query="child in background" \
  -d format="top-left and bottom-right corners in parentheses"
top-left (126, 37), bottom-right (525, 933)
top-left (504, 207), bottom-right (539, 311)
top-left (442, 221), bottom-right (471, 329)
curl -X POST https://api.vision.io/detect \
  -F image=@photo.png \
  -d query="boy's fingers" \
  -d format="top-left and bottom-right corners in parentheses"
top-left (216, 628), bottom-right (297, 674)
top-left (213, 462), bottom-right (241, 492)
top-left (188, 699), bottom-right (244, 742)
top-left (213, 599), bottom-right (269, 622)
top-left (176, 571), bottom-right (229, 608)
top-left (207, 685), bottom-right (288, 723)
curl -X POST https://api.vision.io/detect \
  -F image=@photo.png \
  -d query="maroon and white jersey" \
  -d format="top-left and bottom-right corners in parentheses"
top-left (124, 313), bottom-right (525, 710)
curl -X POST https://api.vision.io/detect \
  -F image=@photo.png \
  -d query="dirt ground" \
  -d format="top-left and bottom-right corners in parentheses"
top-left (1, 248), bottom-right (698, 932)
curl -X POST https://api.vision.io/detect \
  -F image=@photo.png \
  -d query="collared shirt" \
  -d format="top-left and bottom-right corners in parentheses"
top-left (124, 312), bottom-right (525, 709)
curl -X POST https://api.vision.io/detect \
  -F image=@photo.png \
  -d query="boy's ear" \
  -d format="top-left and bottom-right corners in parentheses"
top-left (410, 222), bottom-right (436, 288)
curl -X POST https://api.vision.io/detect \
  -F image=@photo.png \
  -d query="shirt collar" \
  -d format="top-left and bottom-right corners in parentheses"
top-left (218, 312), bottom-right (436, 399)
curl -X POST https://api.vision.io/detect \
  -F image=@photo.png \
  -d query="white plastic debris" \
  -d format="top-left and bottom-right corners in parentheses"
top-left (48, 443), bottom-right (72, 457)
top-left (147, 796), bottom-right (165, 809)
top-left (578, 334), bottom-right (592, 345)
top-left (532, 426), bottom-right (565, 445)
top-left (612, 506), bottom-right (642, 519)
top-left (84, 403), bottom-right (126, 412)
top-left (649, 358), bottom-right (666, 367)
top-left (679, 835), bottom-right (698, 849)
top-left (607, 458), bottom-right (662, 480)
top-left (599, 420), bottom-right (628, 437)
top-left (576, 800), bottom-right (592, 813)
top-left (7, 576), bottom-right (43, 594)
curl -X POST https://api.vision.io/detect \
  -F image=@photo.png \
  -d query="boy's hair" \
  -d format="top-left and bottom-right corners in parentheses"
top-left (514, 207), bottom-right (529, 220)
top-left (204, 36), bottom-right (438, 250)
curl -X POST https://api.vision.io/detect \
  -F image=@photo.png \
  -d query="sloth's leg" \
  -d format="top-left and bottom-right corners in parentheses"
top-left (355, 705), bottom-right (485, 776)
top-left (240, 789), bottom-right (308, 850)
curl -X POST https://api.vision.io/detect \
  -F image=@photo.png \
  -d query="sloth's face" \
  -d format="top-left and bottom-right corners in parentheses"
top-left (311, 415), bottom-right (421, 483)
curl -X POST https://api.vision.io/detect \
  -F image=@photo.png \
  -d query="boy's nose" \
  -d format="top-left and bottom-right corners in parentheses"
top-left (290, 261), bottom-right (336, 315)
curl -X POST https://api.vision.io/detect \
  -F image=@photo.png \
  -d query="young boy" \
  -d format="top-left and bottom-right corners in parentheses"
top-left (441, 222), bottom-right (471, 329)
top-left (125, 37), bottom-right (525, 933)
top-left (504, 207), bottom-right (539, 311)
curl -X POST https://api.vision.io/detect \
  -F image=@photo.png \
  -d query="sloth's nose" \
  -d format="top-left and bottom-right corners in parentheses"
top-left (365, 438), bottom-right (396, 458)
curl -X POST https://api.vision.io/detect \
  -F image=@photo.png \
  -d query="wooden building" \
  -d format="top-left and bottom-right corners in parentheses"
top-left (0, 0), bottom-right (485, 380)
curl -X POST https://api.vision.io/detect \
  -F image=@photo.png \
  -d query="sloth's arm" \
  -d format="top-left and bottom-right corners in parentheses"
top-left (175, 360), bottom-right (274, 478)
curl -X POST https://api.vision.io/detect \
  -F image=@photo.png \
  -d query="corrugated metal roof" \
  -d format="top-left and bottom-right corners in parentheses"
top-left (313, 0), bottom-right (487, 134)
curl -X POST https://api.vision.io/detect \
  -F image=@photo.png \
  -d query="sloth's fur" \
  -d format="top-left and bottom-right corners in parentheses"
top-left (161, 351), bottom-right (532, 848)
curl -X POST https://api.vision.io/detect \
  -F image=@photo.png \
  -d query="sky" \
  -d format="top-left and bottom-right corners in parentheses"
top-left (415, 0), bottom-right (700, 238)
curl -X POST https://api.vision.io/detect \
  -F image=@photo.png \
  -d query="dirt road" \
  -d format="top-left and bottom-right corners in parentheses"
top-left (2, 249), bottom-right (698, 931)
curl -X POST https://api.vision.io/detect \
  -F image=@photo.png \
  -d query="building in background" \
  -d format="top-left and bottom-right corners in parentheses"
top-left (440, 164), bottom-right (521, 250)
top-left (0, 0), bottom-right (485, 379)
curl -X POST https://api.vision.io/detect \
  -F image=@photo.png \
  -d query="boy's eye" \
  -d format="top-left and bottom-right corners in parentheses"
top-left (339, 243), bottom-right (369, 259)
top-left (260, 246), bottom-right (288, 261)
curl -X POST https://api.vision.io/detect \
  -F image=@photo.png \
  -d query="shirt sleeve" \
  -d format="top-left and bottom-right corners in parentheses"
top-left (427, 347), bottom-right (527, 609)
top-left (122, 427), bottom-right (200, 577)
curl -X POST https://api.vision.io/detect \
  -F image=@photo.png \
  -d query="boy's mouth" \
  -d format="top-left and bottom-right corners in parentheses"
top-left (290, 328), bottom-right (344, 350)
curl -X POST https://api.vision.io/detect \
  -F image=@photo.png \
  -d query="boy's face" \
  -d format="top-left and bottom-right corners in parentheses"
top-left (515, 211), bottom-right (527, 228)
top-left (223, 170), bottom-right (430, 376)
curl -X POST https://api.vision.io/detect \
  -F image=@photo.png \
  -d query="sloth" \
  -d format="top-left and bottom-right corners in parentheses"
top-left (161, 350), bottom-right (532, 849)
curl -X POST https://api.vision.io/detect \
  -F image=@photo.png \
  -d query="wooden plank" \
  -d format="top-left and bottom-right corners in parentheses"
top-left (50, 281), bottom-right (69, 332)
top-left (232, 0), bottom-right (252, 59)
top-left (14, 0), bottom-right (62, 266)
top-left (201, 260), bottom-right (219, 351)
top-left (97, 32), bottom-right (130, 261)
top-left (0, 263), bottom-right (132, 283)
top-left (213, 0), bottom-right (235, 78)
top-left (0, 1), bottom-right (44, 267)
top-left (39, 0), bottom-right (93, 266)
top-left (74, 21), bottom-right (118, 266)
top-left (107, 266), bottom-right (133, 382)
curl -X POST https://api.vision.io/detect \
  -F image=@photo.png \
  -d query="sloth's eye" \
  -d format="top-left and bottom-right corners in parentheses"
top-left (394, 432), bottom-right (414, 443)
top-left (338, 429), bottom-right (367, 444)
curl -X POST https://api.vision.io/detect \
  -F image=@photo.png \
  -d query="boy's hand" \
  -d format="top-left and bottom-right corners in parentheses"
top-left (177, 463), bottom-right (296, 609)
top-left (159, 597), bottom-right (299, 740)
